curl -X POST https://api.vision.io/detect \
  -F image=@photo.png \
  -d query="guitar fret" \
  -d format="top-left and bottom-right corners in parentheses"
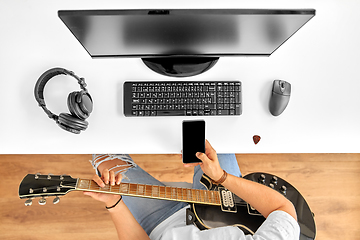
top-left (182, 188), bottom-right (187, 201)
top-left (145, 185), bottom-right (152, 197)
top-left (171, 187), bottom-right (177, 200)
top-left (191, 189), bottom-right (196, 202)
top-left (120, 183), bottom-right (129, 194)
top-left (137, 184), bottom-right (145, 196)
top-left (77, 179), bottom-right (91, 190)
top-left (152, 185), bottom-right (159, 198)
top-left (177, 188), bottom-right (182, 200)
top-left (165, 187), bottom-right (171, 199)
top-left (129, 183), bottom-right (137, 195)
top-left (89, 181), bottom-right (96, 190)
top-left (159, 186), bottom-right (166, 199)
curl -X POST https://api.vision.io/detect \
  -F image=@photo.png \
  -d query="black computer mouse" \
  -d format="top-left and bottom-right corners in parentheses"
top-left (269, 80), bottom-right (291, 116)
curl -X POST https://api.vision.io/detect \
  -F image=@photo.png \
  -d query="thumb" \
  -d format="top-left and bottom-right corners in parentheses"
top-left (196, 152), bottom-right (210, 163)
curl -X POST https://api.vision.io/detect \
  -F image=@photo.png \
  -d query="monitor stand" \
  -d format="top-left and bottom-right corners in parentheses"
top-left (142, 57), bottom-right (219, 77)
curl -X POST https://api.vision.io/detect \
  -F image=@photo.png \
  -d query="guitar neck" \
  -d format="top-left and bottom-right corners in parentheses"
top-left (75, 178), bottom-right (222, 206)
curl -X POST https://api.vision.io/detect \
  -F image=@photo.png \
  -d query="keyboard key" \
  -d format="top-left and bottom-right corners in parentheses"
top-left (217, 110), bottom-right (229, 115)
top-left (235, 92), bottom-right (241, 103)
top-left (236, 104), bottom-right (242, 115)
top-left (157, 110), bottom-right (186, 116)
top-left (204, 104), bottom-right (216, 109)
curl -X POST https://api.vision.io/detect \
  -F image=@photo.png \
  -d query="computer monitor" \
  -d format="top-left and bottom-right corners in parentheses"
top-left (58, 9), bottom-right (315, 77)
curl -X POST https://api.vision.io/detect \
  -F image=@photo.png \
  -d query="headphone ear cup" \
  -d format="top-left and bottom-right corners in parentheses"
top-left (58, 122), bottom-right (81, 134)
top-left (58, 113), bottom-right (88, 134)
top-left (68, 92), bottom-right (89, 120)
top-left (76, 91), bottom-right (93, 115)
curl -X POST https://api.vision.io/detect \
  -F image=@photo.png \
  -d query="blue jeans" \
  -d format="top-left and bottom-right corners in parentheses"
top-left (111, 154), bottom-right (241, 235)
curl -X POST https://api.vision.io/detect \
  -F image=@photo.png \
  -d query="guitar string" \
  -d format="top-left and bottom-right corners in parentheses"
top-left (83, 180), bottom-right (248, 205)
top-left (34, 178), bottom-right (247, 206)
top-left (85, 180), bottom-right (222, 204)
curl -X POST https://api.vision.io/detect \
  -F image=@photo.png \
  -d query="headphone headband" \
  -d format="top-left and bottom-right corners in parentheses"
top-left (34, 67), bottom-right (88, 120)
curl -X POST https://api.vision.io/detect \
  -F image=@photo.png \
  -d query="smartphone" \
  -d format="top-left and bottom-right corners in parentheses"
top-left (182, 120), bottom-right (205, 163)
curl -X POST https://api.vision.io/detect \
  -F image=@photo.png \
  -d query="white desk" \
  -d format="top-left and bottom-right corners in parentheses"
top-left (1, 0), bottom-right (359, 154)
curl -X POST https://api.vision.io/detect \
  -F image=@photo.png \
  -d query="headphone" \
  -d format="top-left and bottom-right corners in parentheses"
top-left (34, 67), bottom-right (93, 134)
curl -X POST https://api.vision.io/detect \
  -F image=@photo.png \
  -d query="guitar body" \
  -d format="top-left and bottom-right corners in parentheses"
top-left (191, 172), bottom-right (316, 240)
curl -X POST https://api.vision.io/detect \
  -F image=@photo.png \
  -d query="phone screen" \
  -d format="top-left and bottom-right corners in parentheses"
top-left (182, 120), bottom-right (205, 163)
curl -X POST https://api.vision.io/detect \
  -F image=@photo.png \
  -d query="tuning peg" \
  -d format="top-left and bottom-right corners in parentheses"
top-left (35, 172), bottom-right (41, 179)
top-left (271, 176), bottom-right (278, 185)
top-left (47, 173), bottom-right (53, 180)
top-left (258, 174), bottom-right (266, 184)
top-left (38, 197), bottom-right (46, 205)
top-left (25, 199), bottom-right (33, 206)
top-left (53, 196), bottom-right (60, 204)
top-left (280, 185), bottom-right (287, 196)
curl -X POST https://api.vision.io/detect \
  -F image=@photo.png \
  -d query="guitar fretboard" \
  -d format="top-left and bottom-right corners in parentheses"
top-left (76, 178), bottom-right (221, 206)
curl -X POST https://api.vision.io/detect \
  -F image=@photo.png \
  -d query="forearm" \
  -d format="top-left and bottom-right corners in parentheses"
top-left (222, 174), bottom-right (297, 221)
top-left (87, 157), bottom-right (148, 240)
top-left (107, 199), bottom-right (150, 240)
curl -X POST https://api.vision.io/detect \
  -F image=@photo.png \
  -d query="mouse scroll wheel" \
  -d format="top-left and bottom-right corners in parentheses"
top-left (280, 82), bottom-right (286, 92)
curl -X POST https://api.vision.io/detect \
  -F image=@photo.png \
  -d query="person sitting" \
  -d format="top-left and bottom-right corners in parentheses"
top-left (84, 140), bottom-right (299, 240)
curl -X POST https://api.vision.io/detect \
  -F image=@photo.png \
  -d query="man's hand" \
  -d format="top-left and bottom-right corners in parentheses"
top-left (84, 169), bottom-right (150, 240)
top-left (183, 139), bottom-right (224, 181)
top-left (83, 170), bottom-right (122, 208)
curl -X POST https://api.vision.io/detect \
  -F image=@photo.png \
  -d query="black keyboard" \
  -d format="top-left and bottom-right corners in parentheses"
top-left (123, 81), bottom-right (242, 117)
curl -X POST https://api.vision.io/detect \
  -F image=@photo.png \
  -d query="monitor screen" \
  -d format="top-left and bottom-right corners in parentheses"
top-left (58, 9), bottom-right (315, 58)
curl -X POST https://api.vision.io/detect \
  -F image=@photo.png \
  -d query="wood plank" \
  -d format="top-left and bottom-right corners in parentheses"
top-left (0, 153), bottom-right (359, 240)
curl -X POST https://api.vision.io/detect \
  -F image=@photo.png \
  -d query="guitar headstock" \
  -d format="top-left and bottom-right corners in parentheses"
top-left (19, 173), bottom-right (77, 206)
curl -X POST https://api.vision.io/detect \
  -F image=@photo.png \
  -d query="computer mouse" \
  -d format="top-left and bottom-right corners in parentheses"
top-left (269, 80), bottom-right (291, 116)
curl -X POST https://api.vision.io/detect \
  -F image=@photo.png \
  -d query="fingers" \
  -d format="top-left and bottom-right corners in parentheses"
top-left (196, 151), bottom-right (212, 163)
top-left (205, 139), bottom-right (217, 157)
top-left (93, 174), bottom-right (106, 188)
top-left (102, 169), bottom-right (110, 184)
top-left (183, 162), bottom-right (202, 168)
top-left (116, 175), bottom-right (122, 185)
top-left (109, 170), bottom-right (115, 186)
top-left (101, 169), bottom-right (121, 186)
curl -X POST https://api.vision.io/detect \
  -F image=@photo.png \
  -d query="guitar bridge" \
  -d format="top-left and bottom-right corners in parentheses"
top-left (218, 187), bottom-right (237, 213)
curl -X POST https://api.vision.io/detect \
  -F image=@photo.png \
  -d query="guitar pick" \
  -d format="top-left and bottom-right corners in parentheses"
top-left (253, 135), bottom-right (261, 145)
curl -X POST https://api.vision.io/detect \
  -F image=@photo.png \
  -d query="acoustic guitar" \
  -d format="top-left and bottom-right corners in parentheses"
top-left (19, 172), bottom-right (316, 239)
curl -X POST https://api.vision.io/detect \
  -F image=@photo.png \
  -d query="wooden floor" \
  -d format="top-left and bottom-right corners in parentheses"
top-left (1, 153), bottom-right (359, 240)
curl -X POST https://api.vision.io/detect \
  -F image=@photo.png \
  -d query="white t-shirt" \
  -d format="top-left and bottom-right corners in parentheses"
top-left (150, 207), bottom-right (300, 240)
